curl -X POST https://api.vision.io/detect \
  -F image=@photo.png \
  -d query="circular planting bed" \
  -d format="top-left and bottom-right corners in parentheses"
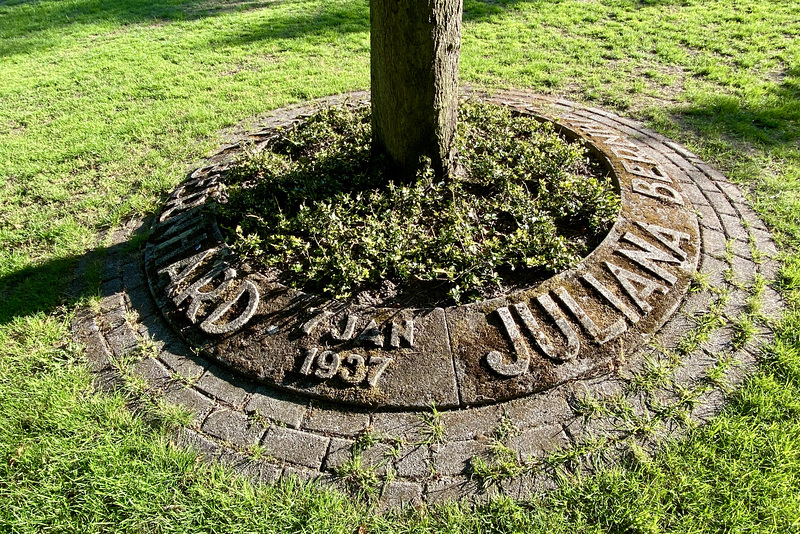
top-left (75, 90), bottom-right (782, 505)
top-left (143, 91), bottom-right (699, 409)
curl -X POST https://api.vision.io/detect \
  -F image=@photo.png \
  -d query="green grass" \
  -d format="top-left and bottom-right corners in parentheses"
top-left (1, 0), bottom-right (800, 532)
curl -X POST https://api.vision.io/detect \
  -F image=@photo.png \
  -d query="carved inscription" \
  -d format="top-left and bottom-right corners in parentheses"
top-left (485, 215), bottom-right (693, 377)
top-left (158, 175), bottom-right (219, 223)
top-left (566, 116), bottom-right (687, 208)
top-left (298, 312), bottom-right (416, 350)
top-left (298, 348), bottom-right (393, 387)
top-left (148, 175), bottom-right (261, 336)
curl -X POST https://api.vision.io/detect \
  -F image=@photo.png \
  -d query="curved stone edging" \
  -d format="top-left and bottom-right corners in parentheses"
top-left (142, 90), bottom-right (701, 410)
top-left (72, 91), bottom-right (785, 508)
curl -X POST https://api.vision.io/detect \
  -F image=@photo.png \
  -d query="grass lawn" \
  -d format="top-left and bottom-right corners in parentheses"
top-left (1, 0), bottom-right (800, 531)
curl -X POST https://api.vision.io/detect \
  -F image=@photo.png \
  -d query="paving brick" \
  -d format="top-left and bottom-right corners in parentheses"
top-left (500, 472), bottom-right (558, 500)
top-left (127, 285), bottom-right (158, 321)
top-left (679, 181), bottom-right (710, 207)
top-left (694, 204), bottom-right (723, 232)
top-left (654, 313), bottom-right (695, 353)
top-left (566, 376), bottom-right (625, 410)
top-left (163, 384), bottom-right (214, 421)
top-left (690, 389), bottom-right (727, 424)
top-left (359, 443), bottom-right (395, 475)
top-left (132, 357), bottom-right (171, 388)
top-left (99, 293), bottom-right (126, 313)
top-left (720, 213), bottom-right (749, 242)
top-left (122, 261), bottom-right (146, 290)
top-left (698, 254), bottom-right (728, 288)
top-left (379, 480), bottom-right (423, 510)
top-left (759, 286), bottom-right (785, 323)
top-left (508, 425), bottom-right (570, 459)
top-left (103, 307), bottom-right (128, 330)
top-left (81, 330), bottom-right (113, 372)
top-left (700, 225), bottom-right (727, 259)
top-left (758, 258), bottom-right (781, 283)
top-left (395, 444), bottom-right (430, 478)
top-left (749, 227), bottom-right (779, 257)
top-left (425, 477), bottom-right (494, 505)
top-left (733, 202), bottom-right (769, 231)
top-left (196, 367), bottom-right (249, 407)
top-left (105, 323), bottom-right (139, 358)
top-left (158, 344), bottom-right (207, 381)
top-left (202, 409), bottom-right (265, 447)
top-left (503, 392), bottom-right (572, 431)
top-left (371, 411), bottom-right (425, 443)
top-left (245, 390), bottom-right (306, 429)
top-left (110, 227), bottom-right (130, 247)
top-left (440, 405), bottom-right (502, 440)
top-left (704, 191), bottom-right (738, 216)
top-left (322, 437), bottom-right (354, 471)
top-left (219, 450), bottom-right (281, 483)
top-left (433, 439), bottom-right (484, 476)
top-left (687, 168), bottom-right (721, 193)
top-left (730, 238), bottom-right (752, 262)
top-left (729, 255), bottom-right (758, 286)
top-left (724, 288), bottom-right (751, 319)
top-left (263, 426), bottom-right (330, 469)
top-left (700, 326), bottom-right (735, 358)
top-left (672, 352), bottom-right (717, 389)
top-left (664, 141), bottom-right (698, 160)
top-left (716, 180), bottom-right (748, 205)
top-left (101, 254), bottom-right (122, 282)
top-left (173, 428), bottom-right (219, 460)
top-left (71, 308), bottom-right (96, 335)
top-left (679, 290), bottom-right (717, 318)
top-left (303, 407), bottom-right (369, 436)
top-left (100, 277), bottom-right (123, 297)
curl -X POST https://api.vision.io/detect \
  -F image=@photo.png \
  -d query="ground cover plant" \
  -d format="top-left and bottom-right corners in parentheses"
top-left (1, 0), bottom-right (800, 532)
top-left (217, 102), bottom-right (619, 305)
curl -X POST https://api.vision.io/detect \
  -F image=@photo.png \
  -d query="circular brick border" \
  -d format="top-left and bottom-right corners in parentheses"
top-left (73, 91), bottom-right (784, 508)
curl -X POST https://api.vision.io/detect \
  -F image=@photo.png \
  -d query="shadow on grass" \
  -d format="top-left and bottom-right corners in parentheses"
top-left (0, 256), bottom-right (84, 324)
top-left (0, 223), bottom-right (147, 325)
top-left (0, 0), bottom-right (369, 57)
top-left (669, 66), bottom-right (800, 151)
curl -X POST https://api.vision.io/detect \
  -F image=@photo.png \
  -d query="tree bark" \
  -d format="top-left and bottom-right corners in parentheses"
top-left (370, 0), bottom-right (462, 183)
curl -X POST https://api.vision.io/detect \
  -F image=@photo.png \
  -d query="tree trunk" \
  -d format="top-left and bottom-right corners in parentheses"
top-left (370, 0), bottom-right (462, 183)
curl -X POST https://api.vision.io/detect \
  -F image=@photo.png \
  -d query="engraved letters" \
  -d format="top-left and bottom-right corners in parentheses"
top-left (149, 176), bottom-right (261, 336)
top-left (297, 312), bottom-right (416, 350)
top-left (485, 306), bottom-right (531, 377)
top-left (485, 213), bottom-right (694, 377)
top-left (200, 279), bottom-right (260, 335)
top-left (632, 179), bottom-right (685, 205)
top-left (389, 319), bottom-right (414, 348)
top-left (298, 348), bottom-right (393, 387)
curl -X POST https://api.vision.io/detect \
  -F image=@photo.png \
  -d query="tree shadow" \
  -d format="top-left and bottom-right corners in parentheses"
top-left (462, 0), bottom-right (694, 22)
top-left (209, 0), bottom-right (368, 49)
top-left (669, 66), bottom-right (800, 151)
top-left (0, 0), bottom-right (369, 57)
top-left (0, 255), bottom-right (84, 324)
top-left (0, 220), bottom-right (147, 325)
